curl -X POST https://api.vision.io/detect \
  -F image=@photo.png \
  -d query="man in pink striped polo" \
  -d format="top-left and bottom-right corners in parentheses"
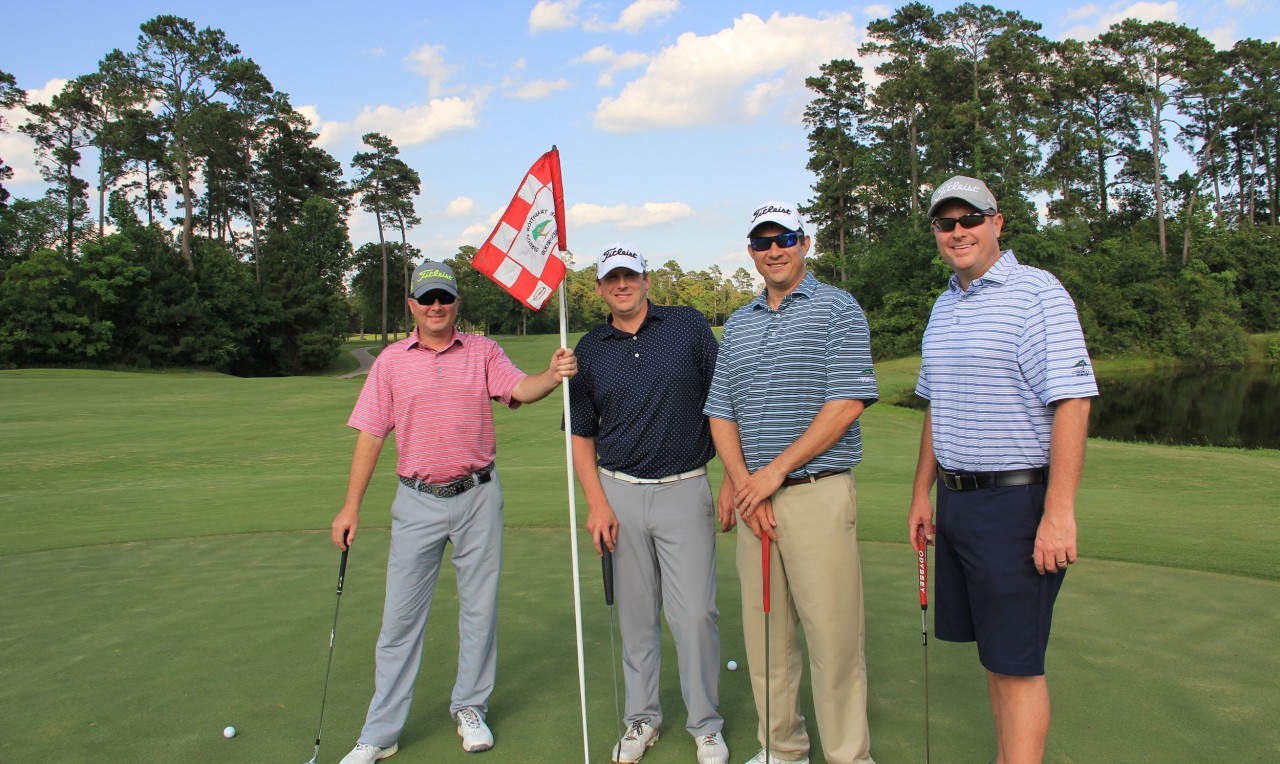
top-left (331, 260), bottom-right (576, 764)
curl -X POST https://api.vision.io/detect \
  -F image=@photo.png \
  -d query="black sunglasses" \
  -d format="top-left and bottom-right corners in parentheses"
top-left (749, 231), bottom-right (803, 252)
top-left (931, 211), bottom-right (995, 232)
top-left (415, 290), bottom-right (457, 306)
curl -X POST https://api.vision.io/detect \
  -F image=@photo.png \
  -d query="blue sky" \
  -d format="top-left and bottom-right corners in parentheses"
top-left (4, 1), bottom-right (1278, 277)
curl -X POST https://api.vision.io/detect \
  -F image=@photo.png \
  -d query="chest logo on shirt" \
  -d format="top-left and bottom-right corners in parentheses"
top-left (1072, 359), bottom-right (1093, 377)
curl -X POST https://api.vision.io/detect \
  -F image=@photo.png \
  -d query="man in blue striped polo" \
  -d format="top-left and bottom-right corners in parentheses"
top-left (705, 202), bottom-right (879, 764)
top-left (908, 176), bottom-right (1098, 764)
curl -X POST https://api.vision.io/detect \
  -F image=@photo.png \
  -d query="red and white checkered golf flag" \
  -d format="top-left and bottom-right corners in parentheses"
top-left (472, 148), bottom-right (568, 310)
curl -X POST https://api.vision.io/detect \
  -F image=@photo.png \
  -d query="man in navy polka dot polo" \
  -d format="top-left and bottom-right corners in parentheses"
top-left (568, 244), bottom-right (729, 764)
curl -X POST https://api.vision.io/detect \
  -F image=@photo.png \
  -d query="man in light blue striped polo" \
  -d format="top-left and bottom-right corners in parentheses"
top-left (908, 176), bottom-right (1098, 764)
top-left (705, 201), bottom-right (879, 764)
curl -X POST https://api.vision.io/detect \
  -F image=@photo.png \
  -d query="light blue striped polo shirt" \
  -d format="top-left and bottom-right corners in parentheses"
top-left (705, 273), bottom-right (879, 476)
top-left (915, 251), bottom-right (1098, 471)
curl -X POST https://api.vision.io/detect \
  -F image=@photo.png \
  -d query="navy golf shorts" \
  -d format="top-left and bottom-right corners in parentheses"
top-left (934, 480), bottom-right (1065, 677)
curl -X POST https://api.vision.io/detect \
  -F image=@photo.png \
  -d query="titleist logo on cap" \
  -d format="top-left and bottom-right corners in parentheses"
top-left (601, 247), bottom-right (641, 261)
top-left (752, 204), bottom-right (794, 221)
top-left (934, 179), bottom-right (983, 196)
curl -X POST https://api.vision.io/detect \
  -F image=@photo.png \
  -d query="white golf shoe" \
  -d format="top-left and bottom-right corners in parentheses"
top-left (611, 718), bottom-right (659, 763)
top-left (696, 731), bottom-right (730, 764)
top-left (455, 706), bottom-right (494, 752)
top-left (743, 748), bottom-right (808, 764)
top-left (338, 741), bottom-right (398, 764)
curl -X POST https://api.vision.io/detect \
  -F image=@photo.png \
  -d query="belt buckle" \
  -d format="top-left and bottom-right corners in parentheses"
top-left (957, 473), bottom-right (979, 491)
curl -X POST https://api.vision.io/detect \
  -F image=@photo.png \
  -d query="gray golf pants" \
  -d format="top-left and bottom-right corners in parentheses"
top-left (359, 475), bottom-right (503, 747)
top-left (601, 472), bottom-right (722, 736)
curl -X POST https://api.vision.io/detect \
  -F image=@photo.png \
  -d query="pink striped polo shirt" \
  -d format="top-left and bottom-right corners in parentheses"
top-left (348, 329), bottom-right (527, 483)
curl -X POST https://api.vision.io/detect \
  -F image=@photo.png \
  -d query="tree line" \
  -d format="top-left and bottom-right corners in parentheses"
top-left (0, 16), bottom-right (756, 374)
top-left (802, 3), bottom-right (1280, 366)
top-left (4, 9), bottom-right (1278, 375)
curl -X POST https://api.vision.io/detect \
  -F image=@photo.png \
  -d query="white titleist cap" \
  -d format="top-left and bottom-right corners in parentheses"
top-left (748, 201), bottom-right (803, 236)
top-left (596, 243), bottom-right (647, 278)
top-left (928, 176), bottom-right (998, 217)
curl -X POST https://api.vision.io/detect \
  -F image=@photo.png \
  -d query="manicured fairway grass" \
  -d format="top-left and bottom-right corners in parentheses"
top-left (1, 343), bottom-right (1277, 763)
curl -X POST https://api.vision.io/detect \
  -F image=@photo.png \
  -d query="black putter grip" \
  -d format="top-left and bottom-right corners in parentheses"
top-left (601, 547), bottom-right (615, 606)
top-left (336, 547), bottom-right (349, 596)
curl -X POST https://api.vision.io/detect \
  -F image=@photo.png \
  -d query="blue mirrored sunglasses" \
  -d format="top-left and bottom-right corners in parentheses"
top-left (749, 231), bottom-right (803, 252)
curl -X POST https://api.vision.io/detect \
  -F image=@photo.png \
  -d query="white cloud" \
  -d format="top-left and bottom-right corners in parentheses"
top-left (500, 59), bottom-right (571, 100)
top-left (1206, 22), bottom-right (1239, 47)
top-left (315, 95), bottom-right (484, 150)
top-left (863, 4), bottom-right (893, 20)
top-left (295, 105), bottom-right (322, 131)
top-left (1, 78), bottom-right (69, 190)
top-left (25, 78), bottom-right (68, 106)
top-left (510, 79), bottom-right (571, 99)
top-left (568, 201), bottom-right (694, 228)
top-left (592, 12), bottom-right (863, 133)
top-left (458, 221), bottom-right (492, 243)
top-left (0, 133), bottom-right (41, 186)
top-left (572, 45), bottom-right (651, 87)
top-left (1224, 0), bottom-right (1249, 7)
top-left (444, 197), bottom-right (477, 217)
top-left (586, 0), bottom-right (681, 34)
top-left (1065, 4), bottom-right (1102, 20)
top-left (530, 0), bottom-right (581, 33)
top-left (405, 43), bottom-right (461, 98)
top-left (1061, 2), bottom-right (1181, 41)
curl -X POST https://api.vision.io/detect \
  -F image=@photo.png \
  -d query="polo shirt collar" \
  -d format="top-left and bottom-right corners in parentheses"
top-left (406, 327), bottom-right (463, 351)
top-left (750, 272), bottom-right (818, 310)
top-left (604, 300), bottom-right (663, 338)
top-left (948, 249), bottom-right (1018, 292)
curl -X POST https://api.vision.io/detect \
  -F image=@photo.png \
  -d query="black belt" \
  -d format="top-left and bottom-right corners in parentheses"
top-left (399, 463), bottom-right (495, 498)
top-left (938, 466), bottom-right (1047, 492)
top-left (781, 468), bottom-right (850, 488)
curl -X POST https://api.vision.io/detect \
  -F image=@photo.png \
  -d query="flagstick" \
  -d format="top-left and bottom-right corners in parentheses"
top-left (558, 278), bottom-right (591, 764)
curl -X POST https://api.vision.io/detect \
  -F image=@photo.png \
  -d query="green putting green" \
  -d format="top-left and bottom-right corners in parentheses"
top-left (1, 349), bottom-right (1276, 763)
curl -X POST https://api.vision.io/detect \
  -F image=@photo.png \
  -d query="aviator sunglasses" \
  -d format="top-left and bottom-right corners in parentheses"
top-left (415, 290), bottom-right (457, 306)
top-left (930, 211), bottom-right (995, 232)
top-left (749, 231), bottom-right (804, 251)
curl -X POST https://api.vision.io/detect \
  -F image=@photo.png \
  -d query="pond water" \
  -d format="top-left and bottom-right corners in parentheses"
top-left (1088, 365), bottom-right (1280, 450)
top-left (892, 365), bottom-right (1280, 450)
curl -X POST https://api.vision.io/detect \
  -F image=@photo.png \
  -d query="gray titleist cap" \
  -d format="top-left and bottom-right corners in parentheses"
top-left (410, 261), bottom-right (458, 299)
top-left (928, 176), bottom-right (998, 218)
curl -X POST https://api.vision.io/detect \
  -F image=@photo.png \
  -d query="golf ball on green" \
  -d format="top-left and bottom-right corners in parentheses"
top-left (726, 660), bottom-right (738, 671)
top-left (223, 726), bottom-right (236, 739)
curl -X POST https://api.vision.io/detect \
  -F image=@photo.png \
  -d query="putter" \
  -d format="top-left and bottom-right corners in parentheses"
top-left (917, 528), bottom-right (930, 764)
top-left (762, 533), bottom-right (771, 764)
top-left (602, 547), bottom-right (623, 749)
top-left (305, 542), bottom-right (350, 764)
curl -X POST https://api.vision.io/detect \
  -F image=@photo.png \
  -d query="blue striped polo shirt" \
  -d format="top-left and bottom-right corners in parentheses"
top-left (915, 251), bottom-right (1098, 471)
top-left (705, 273), bottom-right (879, 476)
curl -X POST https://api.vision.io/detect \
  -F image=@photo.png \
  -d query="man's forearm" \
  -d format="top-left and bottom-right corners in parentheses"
top-left (571, 434), bottom-right (610, 509)
top-left (709, 417), bottom-right (750, 485)
top-left (911, 407), bottom-right (937, 502)
top-left (512, 368), bottom-right (562, 403)
top-left (765, 398), bottom-right (866, 479)
top-left (343, 430), bottom-right (386, 510)
top-left (1046, 397), bottom-right (1091, 508)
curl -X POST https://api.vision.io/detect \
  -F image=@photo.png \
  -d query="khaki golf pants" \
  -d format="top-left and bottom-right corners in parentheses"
top-left (736, 471), bottom-right (874, 764)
